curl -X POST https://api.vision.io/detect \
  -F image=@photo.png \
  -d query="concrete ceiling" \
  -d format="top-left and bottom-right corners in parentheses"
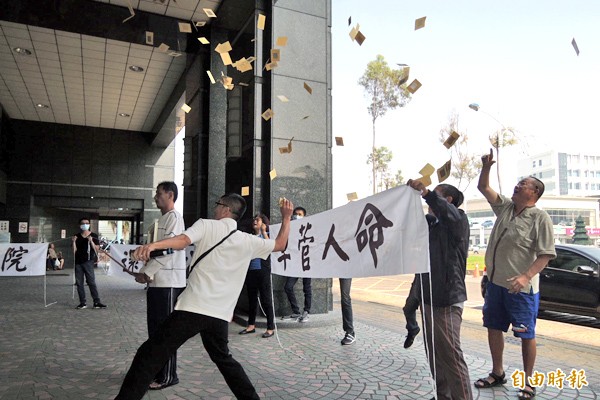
top-left (0, 0), bottom-right (221, 133)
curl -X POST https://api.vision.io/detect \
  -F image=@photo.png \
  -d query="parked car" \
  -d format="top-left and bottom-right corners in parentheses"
top-left (481, 244), bottom-right (600, 319)
top-left (481, 220), bottom-right (494, 228)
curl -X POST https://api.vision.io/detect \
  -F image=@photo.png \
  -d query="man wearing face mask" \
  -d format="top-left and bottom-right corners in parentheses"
top-left (282, 206), bottom-right (313, 323)
top-left (72, 218), bottom-right (107, 309)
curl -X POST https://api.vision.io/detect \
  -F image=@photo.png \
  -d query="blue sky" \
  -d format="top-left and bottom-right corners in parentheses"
top-left (331, 0), bottom-right (600, 205)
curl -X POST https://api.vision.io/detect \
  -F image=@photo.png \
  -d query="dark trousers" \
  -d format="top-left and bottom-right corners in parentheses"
top-left (283, 277), bottom-right (312, 314)
top-left (116, 310), bottom-right (259, 400)
top-left (245, 267), bottom-right (275, 330)
top-left (75, 260), bottom-right (100, 304)
top-left (403, 276), bottom-right (421, 334)
top-left (339, 278), bottom-right (354, 335)
top-left (147, 287), bottom-right (185, 385)
top-left (423, 304), bottom-right (473, 400)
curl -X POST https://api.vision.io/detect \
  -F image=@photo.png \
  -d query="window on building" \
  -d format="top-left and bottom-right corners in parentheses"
top-left (575, 170), bottom-right (580, 177)
top-left (568, 169), bottom-right (572, 177)
top-left (584, 156), bottom-right (589, 163)
top-left (575, 183), bottom-right (581, 189)
top-left (585, 183), bottom-right (589, 190)
top-left (569, 183), bottom-right (573, 189)
top-left (592, 184), bottom-right (597, 190)
top-left (533, 160), bottom-right (536, 168)
top-left (539, 159), bottom-right (542, 166)
top-left (539, 172), bottom-right (543, 178)
top-left (584, 170), bottom-right (588, 178)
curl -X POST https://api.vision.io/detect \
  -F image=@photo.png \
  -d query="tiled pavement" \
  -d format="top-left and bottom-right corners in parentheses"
top-left (1, 271), bottom-right (598, 399)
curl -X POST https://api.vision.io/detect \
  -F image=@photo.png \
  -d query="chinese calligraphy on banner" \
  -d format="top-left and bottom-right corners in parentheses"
top-left (0, 243), bottom-right (47, 276)
top-left (270, 186), bottom-right (430, 278)
top-left (109, 244), bottom-right (196, 280)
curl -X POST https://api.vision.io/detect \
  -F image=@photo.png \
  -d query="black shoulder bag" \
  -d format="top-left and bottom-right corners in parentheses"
top-left (186, 230), bottom-right (237, 278)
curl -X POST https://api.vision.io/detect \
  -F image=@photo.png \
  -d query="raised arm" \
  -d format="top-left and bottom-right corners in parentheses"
top-left (478, 148), bottom-right (500, 204)
top-left (132, 234), bottom-right (191, 262)
top-left (274, 198), bottom-right (294, 252)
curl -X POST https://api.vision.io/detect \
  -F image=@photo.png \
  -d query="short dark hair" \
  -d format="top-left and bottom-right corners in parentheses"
top-left (293, 206), bottom-right (307, 216)
top-left (78, 217), bottom-right (91, 224)
top-left (528, 176), bottom-right (545, 199)
top-left (157, 181), bottom-right (178, 202)
top-left (254, 213), bottom-right (270, 226)
top-left (435, 184), bottom-right (464, 207)
top-left (221, 193), bottom-right (247, 221)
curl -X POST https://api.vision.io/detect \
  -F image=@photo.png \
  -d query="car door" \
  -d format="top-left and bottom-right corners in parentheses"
top-left (540, 247), bottom-right (600, 309)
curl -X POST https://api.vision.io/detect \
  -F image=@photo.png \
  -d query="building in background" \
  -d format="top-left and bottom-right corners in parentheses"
top-left (518, 150), bottom-right (600, 197)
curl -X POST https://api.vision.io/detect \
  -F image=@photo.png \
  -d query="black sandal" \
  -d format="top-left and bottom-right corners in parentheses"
top-left (517, 385), bottom-right (536, 399)
top-left (474, 371), bottom-right (506, 388)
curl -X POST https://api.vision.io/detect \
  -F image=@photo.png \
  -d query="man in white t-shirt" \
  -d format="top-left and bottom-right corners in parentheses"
top-left (116, 194), bottom-right (294, 400)
top-left (133, 181), bottom-right (186, 391)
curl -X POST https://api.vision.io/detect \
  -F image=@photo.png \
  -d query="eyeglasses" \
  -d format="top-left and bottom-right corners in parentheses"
top-left (215, 201), bottom-right (229, 208)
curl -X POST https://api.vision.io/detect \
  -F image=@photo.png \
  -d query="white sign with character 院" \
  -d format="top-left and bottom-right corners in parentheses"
top-left (0, 243), bottom-right (47, 277)
top-left (270, 186), bottom-right (430, 278)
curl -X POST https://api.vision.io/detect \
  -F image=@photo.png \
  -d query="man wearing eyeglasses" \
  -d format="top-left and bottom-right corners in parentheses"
top-left (116, 194), bottom-right (294, 400)
top-left (474, 149), bottom-right (555, 400)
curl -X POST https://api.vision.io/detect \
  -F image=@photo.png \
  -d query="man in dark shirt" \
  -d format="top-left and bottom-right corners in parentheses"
top-left (72, 217), bottom-right (107, 309)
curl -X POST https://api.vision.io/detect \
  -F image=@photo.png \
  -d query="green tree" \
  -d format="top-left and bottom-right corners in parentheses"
top-left (438, 111), bottom-right (480, 191)
top-left (359, 55), bottom-right (411, 194)
top-left (367, 146), bottom-right (394, 192)
top-left (383, 169), bottom-right (404, 190)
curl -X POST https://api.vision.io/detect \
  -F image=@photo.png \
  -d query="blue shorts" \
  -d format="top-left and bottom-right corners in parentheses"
top-left (482, 281), bottom-right (539, 339)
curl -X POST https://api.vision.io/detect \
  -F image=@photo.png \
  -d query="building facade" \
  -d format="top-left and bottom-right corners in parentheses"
top-left (518, 150), bottom-right (600, 197)
top-left (0, 0), bottom-right (333, 314)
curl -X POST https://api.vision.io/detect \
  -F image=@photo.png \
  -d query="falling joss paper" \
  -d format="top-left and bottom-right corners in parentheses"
top-left (437, 160), bottom-right (452, 183)
top-left (178, 22), bottom-right (192, 33)
top-left (241, 186), bottom-right (250, 196)
top-left (303, 82), bottom-right (313, 94)
top-left (415, 16), bottom-right (426, 30)
top-left (270, 169), bottom-right (277, 180)
top-left (335, 137), bottom-right (344, 146)
top-left (407, 79), bottom-right (422, 94)
top-left (571, 38), bottom-right (580, 56)
top-left (347, 192), bottom-right (358, 201)
top-left (278, 137), bottom-right (294, 154)
top-left (419, 163), bottom-right (435, 177)
top-left (181, 103), bottom-right (191, 113)
top-left (262, 108), bottom-right (274, 121)
top-left (257, 14), bottom-right (266, 30)
top-left (276, 36), bottom-right (288, 47)
top-left (203, 8), bottom-right (217, 18)
top-left (443, 130), bottom-right (460, 149)
top-left (145, 31), bottom-right (154, 45)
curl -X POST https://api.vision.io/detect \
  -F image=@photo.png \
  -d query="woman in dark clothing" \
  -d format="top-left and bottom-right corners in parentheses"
top-left (239, 213), bottom-right (276, 338)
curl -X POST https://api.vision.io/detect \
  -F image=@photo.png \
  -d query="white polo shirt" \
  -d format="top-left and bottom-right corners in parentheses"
top-left (140, 209), bottom-right (186, 288)
top-left (175, 217), bottom-right (275, 321)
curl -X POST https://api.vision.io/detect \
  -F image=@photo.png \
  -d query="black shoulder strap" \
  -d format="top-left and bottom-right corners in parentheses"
top-left (186, 229), bottom-right (237, 278)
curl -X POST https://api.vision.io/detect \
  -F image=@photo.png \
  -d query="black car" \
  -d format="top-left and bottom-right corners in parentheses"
top-left (481, 244), bottom-right (600, 319)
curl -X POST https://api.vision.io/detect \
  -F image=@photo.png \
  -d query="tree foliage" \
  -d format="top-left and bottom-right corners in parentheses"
top-left (366, 146), bottom-right (403, 192)
top-left (359, 55), bottom-right (411, 194)
top-left (438, 111), bottom-right (480, 191)
top-left (358, 55), bottom-right (411, 124)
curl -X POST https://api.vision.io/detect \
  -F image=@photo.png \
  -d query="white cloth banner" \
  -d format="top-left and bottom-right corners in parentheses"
top-left (270, 186), bottom-right (430, 278)
top-left (108, 244), bottom-right (196, 279)
top-left (0, 243), bottom-right (47, 277)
